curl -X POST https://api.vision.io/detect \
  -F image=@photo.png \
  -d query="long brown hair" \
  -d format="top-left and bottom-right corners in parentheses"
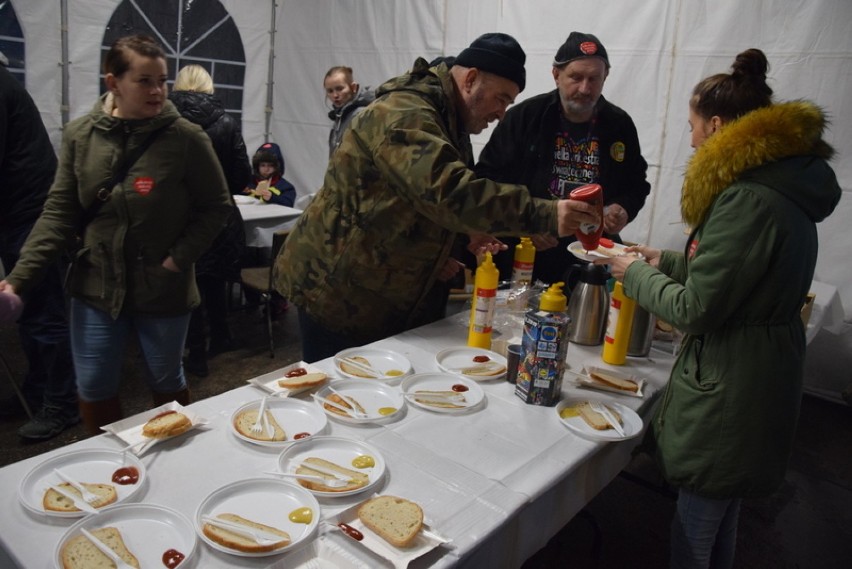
top-left (691, 48), bottom-right (773, 122)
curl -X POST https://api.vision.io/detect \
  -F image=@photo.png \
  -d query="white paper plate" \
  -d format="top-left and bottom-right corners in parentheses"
top-left (329, 495), bottom-right (450, 569)
top-left (101, 401), bottom-right (209, 456)
top-left (19, 448), bottom-right (147, 519)
top-left (276, 436), bottom-right (386, 498)
top-left (247, 360), bottom-right (329, 397)
top-left (230, 397), bottom-right (329, 447)
top-left (195, 477), bottom-right (320, 558)
top-left (555, 397), bottom-right (643, 442)
top-left (435, 347), bottom-right (508, 381)
top-left (233, 194), bottom-right (258, 204)
top-left (53, 503), bottom-right (197, 568)
top-left (315, 379), bottom-right (405, 424)
top-left (400, 373), bottom-right (485, 414)
top-left (334, 347), bottom-right (412, 381)
top-left (567, 240), bottom-right (644, 263)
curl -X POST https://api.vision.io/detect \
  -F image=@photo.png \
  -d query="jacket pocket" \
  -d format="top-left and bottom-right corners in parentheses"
top-left (67, 244), bottom-right (108, 301)
top-left (132, 261), bottom-right (196, 313)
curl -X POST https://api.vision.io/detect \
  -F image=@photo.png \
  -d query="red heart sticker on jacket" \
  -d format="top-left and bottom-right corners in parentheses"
top-left (133, 177), bottom-right (155, 195)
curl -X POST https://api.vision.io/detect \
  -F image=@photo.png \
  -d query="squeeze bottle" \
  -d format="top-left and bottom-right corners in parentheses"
top-left (569, 183), bottom-right (605, 251)
top-left (468, 252), bottom-right (499, 349)
top-left (511, 237), bottom-right (536, 289)
top-left (601, 280), bottom-right (636, 364)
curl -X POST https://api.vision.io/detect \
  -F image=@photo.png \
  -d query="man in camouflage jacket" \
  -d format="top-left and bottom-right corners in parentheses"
top-left (275, 34), bottom-right (598, 360)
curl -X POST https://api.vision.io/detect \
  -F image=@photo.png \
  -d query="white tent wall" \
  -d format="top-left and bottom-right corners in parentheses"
top-left (5, 0), bottom-right (851, 397)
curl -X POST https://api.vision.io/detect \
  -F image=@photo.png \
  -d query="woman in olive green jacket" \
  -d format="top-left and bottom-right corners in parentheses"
top-left (0, 35), bottom-right (231, 432)
top-left (604, 50), bottom-right (840, 568)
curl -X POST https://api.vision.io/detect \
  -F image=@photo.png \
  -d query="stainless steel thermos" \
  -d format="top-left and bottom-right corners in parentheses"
top-left (566, 263), bottom-right (610, 345)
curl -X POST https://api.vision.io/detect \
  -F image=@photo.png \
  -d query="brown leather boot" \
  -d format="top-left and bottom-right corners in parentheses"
top-left (151, 388), bottom-right (190, 407)
top-left (78, 397), bottom-right (123, 435)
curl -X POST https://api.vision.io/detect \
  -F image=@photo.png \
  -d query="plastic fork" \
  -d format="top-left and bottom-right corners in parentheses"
top-left (262, 470), bottom-right (351, 488)
top-left (53, 468), bottom-right (100, 504)
top-left (79, 528), bottom-right (136, 569)
top-left (201, 516), bottom-right (284, 547)
top-left (311, 393), bottom-right (360, 419)
top-left (325, 386), bottom-right (369, 418)
top-left (589, 402), bottom-right (625, 436)
top-left (250, 396), bottom-right (270, 436)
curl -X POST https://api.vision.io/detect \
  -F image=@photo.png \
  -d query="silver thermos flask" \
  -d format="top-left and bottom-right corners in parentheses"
top-left (566, 263), bottom-right (610, 345)
top-left (627, 304), bottom-right (656, 356)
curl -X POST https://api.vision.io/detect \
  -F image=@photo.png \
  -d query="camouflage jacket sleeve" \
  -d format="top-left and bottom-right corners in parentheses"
top-left (365, 91), bottom-right (558, 237)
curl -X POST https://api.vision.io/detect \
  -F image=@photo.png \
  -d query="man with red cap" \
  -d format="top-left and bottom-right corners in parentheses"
top-left (477, 31), bottom-right (651, 286)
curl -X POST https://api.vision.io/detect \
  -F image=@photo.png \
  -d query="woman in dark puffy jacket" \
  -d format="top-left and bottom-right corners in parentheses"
top-left (170, 64), bottom-right (251, 376)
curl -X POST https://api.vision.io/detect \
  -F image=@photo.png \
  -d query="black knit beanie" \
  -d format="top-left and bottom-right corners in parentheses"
top-left (553, 32), bottom-right (610, 69)
top-left (455, 32), bottom-right (526, 91)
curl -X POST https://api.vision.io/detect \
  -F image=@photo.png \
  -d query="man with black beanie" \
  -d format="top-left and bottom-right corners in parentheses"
top-left (276, 33), bottom-right (601, 361)
top-left (476, 31), bottom-right (651, 286)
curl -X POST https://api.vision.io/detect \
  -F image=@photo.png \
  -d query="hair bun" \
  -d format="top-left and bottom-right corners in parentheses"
top-left (731, 48), bottom-right (769, 82)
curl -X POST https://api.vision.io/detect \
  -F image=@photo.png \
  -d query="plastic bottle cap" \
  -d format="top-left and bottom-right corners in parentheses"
top-left (539, 281), bottom-right (567, 312)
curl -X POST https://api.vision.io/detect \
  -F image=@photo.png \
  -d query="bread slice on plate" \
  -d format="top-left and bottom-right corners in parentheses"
top-left (203, 513), bottom-right (290, 553)
top-left (296, 457), bottom-right (369, 492)
top-left (142, 411), bottom-right (192, 438)
top-left (412, 391), bottom-right (467, 409)
top-left (357, 495), bottom-right (424, 548)
top-left (588, 369), bottom-right (639, 393)
top-left (61, 526), bottom-right (140, 568)
top-left (44, 482), bottom-right (117, 512)
top-left (338, 356), bottom-right (377, 378)
top-left (277, 372), bottom-right (327, 390)
top-left (577, 401), bottom-right (623, 431)
top-left (322, 393), bottom-right (367, 417)
top-left (233, 409), bottom-right (287, 441)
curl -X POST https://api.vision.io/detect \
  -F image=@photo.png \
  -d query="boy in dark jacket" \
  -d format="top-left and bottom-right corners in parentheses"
top-left (244, 142), bottom-right (296, 206)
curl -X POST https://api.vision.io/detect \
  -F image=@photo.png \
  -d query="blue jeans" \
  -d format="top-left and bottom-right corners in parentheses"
top-left (670, 489), bottom-right (742, 569)
top-left (0, 223), bottom-right (77, 414)
top-left (69, 299), bottom-right (190, 401)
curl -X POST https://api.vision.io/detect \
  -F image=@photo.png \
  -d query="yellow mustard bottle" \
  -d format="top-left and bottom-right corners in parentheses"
top-left (602, 280), bottom-right (636, 365)
top-left (468, 252), bottom-right (499, 349)
top-left (511, 237), bottom-right (536, 289)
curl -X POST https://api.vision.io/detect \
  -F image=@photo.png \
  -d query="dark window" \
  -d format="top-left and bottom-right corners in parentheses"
top-left (0, 1), bottom-right (25, 84)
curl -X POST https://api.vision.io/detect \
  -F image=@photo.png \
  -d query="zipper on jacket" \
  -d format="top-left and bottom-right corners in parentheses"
top-left (98, 242), bottom-right (109, 299)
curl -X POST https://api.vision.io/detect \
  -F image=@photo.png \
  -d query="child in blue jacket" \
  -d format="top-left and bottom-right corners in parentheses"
top-left (244, 142), bottom-right (296, 206)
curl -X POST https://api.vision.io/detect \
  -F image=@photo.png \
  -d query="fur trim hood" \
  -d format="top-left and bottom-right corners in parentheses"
top-left (682, 101), bottom-right (838, 227)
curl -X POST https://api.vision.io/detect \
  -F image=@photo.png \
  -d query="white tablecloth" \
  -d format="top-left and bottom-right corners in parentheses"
top-left (237, 202), bottom-right (302, 248)
top-left (0, 316), bottom-right (675, 569)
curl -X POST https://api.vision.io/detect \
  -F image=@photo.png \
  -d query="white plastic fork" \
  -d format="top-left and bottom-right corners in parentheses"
top-left (79, 528), bottom-right (136, 569)
top-left (250, 396), bottom-right (270, 436)
top-left (201, 516), bottom-right (284, 547)
top-left (589, 402), bottom-right (625, 436)
top-left (311, 393), bottom-right (359, 418)
top-left (325, 386), bottom-right (369, 418)
top-left (335, 356), bottom-right (381, 378)
top-left (53, 468), bottom-right (100, 504)
top-left (262, 470), bottom-right (351, 488)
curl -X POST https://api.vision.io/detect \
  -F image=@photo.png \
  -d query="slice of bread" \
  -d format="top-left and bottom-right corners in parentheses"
top-left (44, 483), bottom-right (117, 512)
top-left (464, 363), bottom-right (506, 377)
top-left (338, 356), bottom-right (376, 378)
top-left (589, 370), bottom-right (639, 393)
top-left (295, 457), bottom-right (369, 493)
top-left (357, 495), bottom-right (424, 548)
top-left (142, 411), bottom-right (192, 439)
top-left (233, 409), bottom-right (287, 441)
top-left (202, 513), bottom-right (290, 553)
top-left (322, 393), bottom-right (367, 417)
top-left (413, 391), bottom-right (467, 409)
top-left (577, 401), bottom-right (623, 431)
top-left (61, 526), bottom-right (140, 568)
top-left (277, 372), bottom-right (327, 390)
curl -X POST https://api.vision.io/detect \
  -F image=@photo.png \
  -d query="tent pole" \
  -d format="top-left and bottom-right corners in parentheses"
top-left (60, 0), bottom-right (69, 126)
top-left (264, 0), bottom-right (277, 141)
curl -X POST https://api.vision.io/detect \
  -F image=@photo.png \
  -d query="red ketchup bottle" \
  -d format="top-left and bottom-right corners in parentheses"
top-left (569, 183), bottom-right (604, 251)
